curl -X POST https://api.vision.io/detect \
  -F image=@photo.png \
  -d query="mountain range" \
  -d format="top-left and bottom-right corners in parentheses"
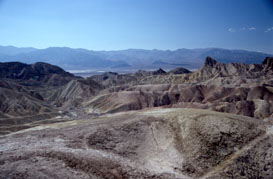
top-left (0, 45), bottom-right (271, 71)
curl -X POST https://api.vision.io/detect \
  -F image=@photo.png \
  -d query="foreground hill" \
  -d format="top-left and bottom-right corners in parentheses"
top-left (1, 108), bottom-right (272, 178)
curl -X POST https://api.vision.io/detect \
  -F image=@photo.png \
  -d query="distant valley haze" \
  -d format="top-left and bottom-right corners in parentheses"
top-left (0, 45), bottom-right (271, 75)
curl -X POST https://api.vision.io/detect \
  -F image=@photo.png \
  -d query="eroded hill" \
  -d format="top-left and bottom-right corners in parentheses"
top-left (0, 108), bottom-right (272, 178)
top-left (85, 57), bottom-right (273, 120)
top-left (0, 62), bottom-right (103, 135)
top-left (1, 57), bottom-right (273, 135)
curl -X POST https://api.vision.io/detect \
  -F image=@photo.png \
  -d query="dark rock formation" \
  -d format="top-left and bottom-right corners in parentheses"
top-left (263, 57), bottom-right (273, 70)
top-left (152, 68), bottom-right (166, 75)
top-left (0, 62), bottom-right (74, 80)
top-left (167, 67), bottom-right (191, 74)
top-left (204, 56), bottom-right (217, 67)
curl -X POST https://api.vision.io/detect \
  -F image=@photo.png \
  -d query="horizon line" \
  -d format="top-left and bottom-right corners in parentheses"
top-left (0, 44), bottom-right (272, 55)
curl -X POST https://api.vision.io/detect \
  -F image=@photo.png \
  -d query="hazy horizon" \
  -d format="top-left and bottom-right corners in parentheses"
top-left (1, 44), bottom-right (273, 55)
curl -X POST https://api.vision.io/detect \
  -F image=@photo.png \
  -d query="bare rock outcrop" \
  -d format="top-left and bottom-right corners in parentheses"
top-left (84, 83), bottom-right (273, 119)
top-left (262, 57), bottom-right (273, 71)
top-left (0, 80), bottom-right (53, 117)
top-left (48, 78), bottom-right (103, 107)
top-left (135, 57), bottom-right (273, 85)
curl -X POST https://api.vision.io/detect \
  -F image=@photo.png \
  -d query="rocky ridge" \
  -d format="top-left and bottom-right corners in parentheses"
top-left (0, 62), bottom-right (103, 134)
top-left (84, 57), bottom-right (273, 119)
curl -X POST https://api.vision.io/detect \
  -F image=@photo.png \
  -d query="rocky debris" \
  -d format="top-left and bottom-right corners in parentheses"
top-left (0, 108), bottom-right (272, 178)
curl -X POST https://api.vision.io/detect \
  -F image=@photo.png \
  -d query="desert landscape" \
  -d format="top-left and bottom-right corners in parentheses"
top-left (1, 0), bottom-right (273, 178)
top-left (0, 56), bottom-right (273, 178)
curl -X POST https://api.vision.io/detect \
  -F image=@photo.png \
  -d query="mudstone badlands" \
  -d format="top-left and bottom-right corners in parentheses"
top-left (0, 56), bottom-right (273, 178)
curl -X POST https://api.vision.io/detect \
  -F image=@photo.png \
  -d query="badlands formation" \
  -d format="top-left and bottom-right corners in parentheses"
top-left (0, 57), bottom-right (273, 178)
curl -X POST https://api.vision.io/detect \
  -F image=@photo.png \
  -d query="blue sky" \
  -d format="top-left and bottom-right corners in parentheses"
top-left (0, 0), bottom-right (273, 53)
